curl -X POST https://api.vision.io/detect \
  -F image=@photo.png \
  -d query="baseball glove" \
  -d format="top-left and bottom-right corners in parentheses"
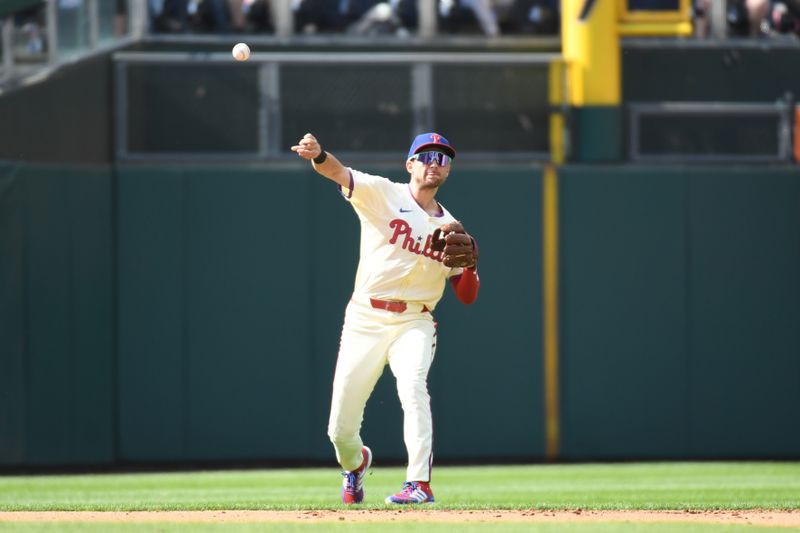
top-left (431, 221), bottom-right (478, 269)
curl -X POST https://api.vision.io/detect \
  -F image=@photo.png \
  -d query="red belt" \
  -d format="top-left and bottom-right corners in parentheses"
top-left (369, 298), bottom-right (430, 314)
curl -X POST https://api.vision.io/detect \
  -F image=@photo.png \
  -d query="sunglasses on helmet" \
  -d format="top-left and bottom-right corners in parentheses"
top-left (410, 151), bottom-right (451, 166)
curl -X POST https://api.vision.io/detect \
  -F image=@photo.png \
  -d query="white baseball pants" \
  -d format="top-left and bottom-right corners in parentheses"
top-left (328, 298), bottom-right (437, 482)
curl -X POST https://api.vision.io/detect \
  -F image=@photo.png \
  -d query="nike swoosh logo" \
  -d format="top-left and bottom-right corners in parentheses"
top-left (400, 208), bottom-right (413, 213)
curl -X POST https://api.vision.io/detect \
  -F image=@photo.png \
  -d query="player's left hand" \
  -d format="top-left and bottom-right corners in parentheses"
top-left (432, 221), bottom-right (478, 269)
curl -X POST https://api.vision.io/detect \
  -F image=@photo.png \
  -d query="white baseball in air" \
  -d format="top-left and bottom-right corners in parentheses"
top-left (232, 42), bottom-right (250, 61)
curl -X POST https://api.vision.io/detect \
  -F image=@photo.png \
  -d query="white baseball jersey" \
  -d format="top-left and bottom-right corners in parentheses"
top-left (340, 168), bottom-right (464, 311)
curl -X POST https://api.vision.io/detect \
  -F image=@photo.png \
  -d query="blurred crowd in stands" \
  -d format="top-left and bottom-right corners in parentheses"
top-left (5, 0), bottom-right (800, 60)
top-left (147, 0), bottom-right (800, 38)
top-left (148, 0), bottom-right (561, 36)
top-left (8, 0), bottom-right (128, 63)
top-left (693, 0), bottom-right (799, 36)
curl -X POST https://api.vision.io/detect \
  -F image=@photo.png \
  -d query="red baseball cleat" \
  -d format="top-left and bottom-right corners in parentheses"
top-left (384, 481), bottom-right (435, 504)
top-left (341, 446), bottom-right (372, 504)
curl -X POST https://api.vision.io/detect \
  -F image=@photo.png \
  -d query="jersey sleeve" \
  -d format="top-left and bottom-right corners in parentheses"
top-left (449, 266), bottom-right (479, 304)
top-left (338, 168), bottom-right (395, 216)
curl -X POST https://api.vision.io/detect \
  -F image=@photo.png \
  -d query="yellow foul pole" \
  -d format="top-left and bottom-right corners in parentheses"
top-left (562, 0), bottom-right (621, 107)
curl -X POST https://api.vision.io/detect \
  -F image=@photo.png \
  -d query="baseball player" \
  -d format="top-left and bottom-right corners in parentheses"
top-left (291, 131), bottom-right (480, 505)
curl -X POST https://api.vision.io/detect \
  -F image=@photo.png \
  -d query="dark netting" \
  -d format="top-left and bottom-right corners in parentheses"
top-left (639, 115), bottom-right (780, 156)
top-left (127, 63), bottom-right (260, 154)
top-left (281, 65), bottom-right (412, 155)
top-left (626, 0), bottom-right (680, 11)
top-left (433, 65), bottom-right (549, 154)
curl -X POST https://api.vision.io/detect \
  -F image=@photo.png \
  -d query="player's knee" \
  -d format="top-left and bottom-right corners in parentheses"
top-left (327, 426), bottom-right (351, 447)
top-left (327, 426), bottom-right (339, 443)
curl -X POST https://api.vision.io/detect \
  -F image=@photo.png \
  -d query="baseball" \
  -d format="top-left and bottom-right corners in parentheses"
top-left (232, 42), bottom-right (250, 61)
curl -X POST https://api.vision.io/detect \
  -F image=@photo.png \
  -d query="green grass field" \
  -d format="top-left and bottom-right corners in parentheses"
top-left (0, 462), bottom-right (798, 532)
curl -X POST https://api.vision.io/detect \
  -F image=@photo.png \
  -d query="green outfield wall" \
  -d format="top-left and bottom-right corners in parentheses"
top-left (2, 37), bottom-right (800, 467)
top-left (559, 165), bottom-right (800, 458)
top-left (0, 162), bottom-right (114, 465)
top-left (2, 161), bottom-right (799, 467)
top-left (114, 164), bottom-right (544, 464)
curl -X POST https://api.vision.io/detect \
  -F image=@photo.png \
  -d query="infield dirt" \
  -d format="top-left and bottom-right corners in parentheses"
top-left (1, 510), bottom-right (799, 527)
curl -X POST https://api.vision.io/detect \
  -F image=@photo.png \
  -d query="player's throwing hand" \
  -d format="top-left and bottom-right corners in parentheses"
top-left (291, 133), bottom-right (323, 160)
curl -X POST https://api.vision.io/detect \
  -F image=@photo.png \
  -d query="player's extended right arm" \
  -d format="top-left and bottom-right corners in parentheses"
top-left (291, 133), bottom-right (350, 188)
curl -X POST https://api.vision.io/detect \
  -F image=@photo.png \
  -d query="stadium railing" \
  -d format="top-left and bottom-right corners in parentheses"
top-left (629, 99), bottom-right (795, 162)
top-left (112, 50), bottom-right (560, 162)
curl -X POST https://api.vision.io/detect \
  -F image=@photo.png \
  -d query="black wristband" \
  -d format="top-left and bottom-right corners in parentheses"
top-left (313, 150), bottom-right (328, 164)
